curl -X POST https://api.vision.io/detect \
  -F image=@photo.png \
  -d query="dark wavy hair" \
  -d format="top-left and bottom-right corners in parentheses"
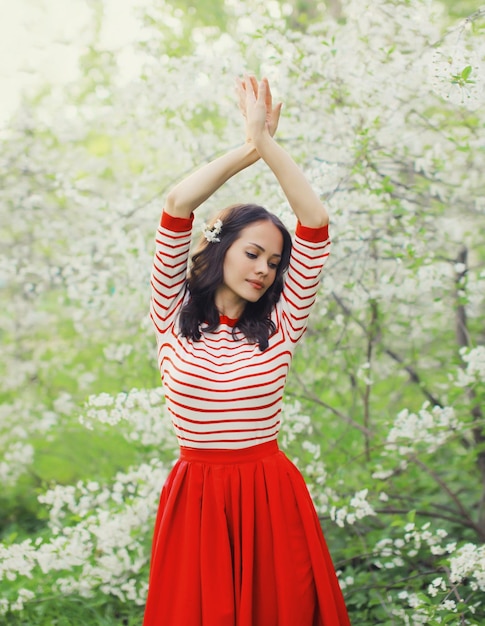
top-left (179, 204), bottom-right (292, 351)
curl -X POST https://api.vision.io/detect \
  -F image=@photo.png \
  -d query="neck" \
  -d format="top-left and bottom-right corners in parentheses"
top-left (214, 289), bottom-right (246, 320)
top-left (216, 305), bottom-right (244, 320)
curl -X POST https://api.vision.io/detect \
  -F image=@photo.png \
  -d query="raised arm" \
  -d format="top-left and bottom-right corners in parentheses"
top-left (165, 78), bottom-right (282, 220)
top-left (240, 75), bottom-right (329, 228)
top-left (165, 145), bottom-right (259, 219)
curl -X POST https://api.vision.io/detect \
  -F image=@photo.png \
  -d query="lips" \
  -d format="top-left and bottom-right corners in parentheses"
top-left (247, 280), bottom-right (264, 290)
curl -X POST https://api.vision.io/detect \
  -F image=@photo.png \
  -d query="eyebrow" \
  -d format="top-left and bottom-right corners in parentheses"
top-left (247, 242), bottom-right (282, 258)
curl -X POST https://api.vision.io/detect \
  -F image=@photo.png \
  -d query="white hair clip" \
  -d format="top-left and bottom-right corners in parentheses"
top-left (203, 218), bottom-right (223, 243)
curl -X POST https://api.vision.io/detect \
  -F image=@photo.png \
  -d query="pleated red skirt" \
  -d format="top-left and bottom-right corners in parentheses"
top-left (143, 440), bottom-right (350, 626)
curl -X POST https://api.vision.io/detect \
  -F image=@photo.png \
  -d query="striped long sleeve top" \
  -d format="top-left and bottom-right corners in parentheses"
top-left (150, 210), bottom-right (331, 449)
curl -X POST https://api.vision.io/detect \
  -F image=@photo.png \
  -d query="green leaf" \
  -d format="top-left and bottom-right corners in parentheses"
top-left (461, 65), bottom-right (472, 80)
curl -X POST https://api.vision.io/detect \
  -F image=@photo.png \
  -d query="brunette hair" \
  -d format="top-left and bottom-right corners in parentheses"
top-left (179, 204), bottom-right (292, 351)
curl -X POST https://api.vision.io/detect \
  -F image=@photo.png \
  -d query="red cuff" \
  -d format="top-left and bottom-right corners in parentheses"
top-left (161, 210), bottom-right (194, 232)
top-left (295, 221), bottom-right (329, 243)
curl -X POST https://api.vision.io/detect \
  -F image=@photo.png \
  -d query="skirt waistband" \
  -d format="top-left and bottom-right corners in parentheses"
top-left (179, 440), bottom-right (279, 464)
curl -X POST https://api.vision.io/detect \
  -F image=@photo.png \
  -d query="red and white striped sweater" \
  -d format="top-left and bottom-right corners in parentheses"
top-left (150, 210), bottom-right (331, 449)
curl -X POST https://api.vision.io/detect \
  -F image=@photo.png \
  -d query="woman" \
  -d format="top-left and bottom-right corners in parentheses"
top-left (144, 75), bottom-right (350, 626)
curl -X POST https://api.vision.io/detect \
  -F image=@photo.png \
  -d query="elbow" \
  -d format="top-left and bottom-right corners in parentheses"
top-left (316, 205), bottom-right (330, 227)
top-left (165, 190), bottom-right (179, 214)
top-left (316, 212), bottom-right (330, 228)
top-left (300, 208), bottom-right (329, 229)
top-left (317, 205), bottom-right (330, 227)
top-left (165, 190), bottom-right (191, 219)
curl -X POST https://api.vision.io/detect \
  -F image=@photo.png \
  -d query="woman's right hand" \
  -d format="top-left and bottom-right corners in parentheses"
top-left (236, 75), bottom-right (282, 142)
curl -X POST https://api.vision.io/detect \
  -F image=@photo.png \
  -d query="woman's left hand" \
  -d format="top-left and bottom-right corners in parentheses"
top-left (236, 75), bottom-right (282, 143)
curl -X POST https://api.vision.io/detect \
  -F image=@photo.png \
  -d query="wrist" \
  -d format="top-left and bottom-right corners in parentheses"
top-left (252, 131), bottom-right (274, 154)
top-left (241, 141), bottom-right (261, 163)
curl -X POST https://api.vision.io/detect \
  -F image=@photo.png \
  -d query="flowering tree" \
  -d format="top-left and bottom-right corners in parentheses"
top-left (1, 0), bottom-right (484, 623)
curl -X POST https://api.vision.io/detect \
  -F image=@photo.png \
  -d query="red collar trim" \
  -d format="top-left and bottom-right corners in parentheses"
top-left (219, 315), bottom-right (239, 327)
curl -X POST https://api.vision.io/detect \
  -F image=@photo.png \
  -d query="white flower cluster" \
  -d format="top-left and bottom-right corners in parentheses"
top-left (330, 489), bottom-right (376, 528)
top-left (449, 543), bottom-right (485, 592)
top-left (394, 561), bottom-right (479, 623)
top-left (0, 441), bottom-right (34, 486)
top-left (337, 575), bottom-right (355, 591)
top-left (4, 588), bottom-right (35, 614)
top-left (0, 400), bottom-right (60, 487)
top-left (81, 386), bottom-right (177, 447)
top-left (427, 575), bottom-right (447, 597)
top-left (401, 522), bottom-right (453, 558)
top-left (455, 345), bottom-right (485, 387)
top-left (279, 401), bottom-right (314, 445)
top-left (372, 522), bottom-right (455, 573)
top-left (430, 34), bottom-right (484, 110)
top-left (202, 218), bottom-right (223, 243)
top-left (374, 523), bottom-right (482, 620)
top-left (385, 402), bottom-right (460, 455)
top-left (279, 402), bottom-right (337, 515)
top-left (391, 593), bottom-right (436, 625)
top-left (0, 460), bottom-right (169, 614)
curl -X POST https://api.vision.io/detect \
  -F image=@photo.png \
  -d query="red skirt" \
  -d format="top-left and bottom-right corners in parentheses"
top-left (143, 440), bottom-right (350, 626)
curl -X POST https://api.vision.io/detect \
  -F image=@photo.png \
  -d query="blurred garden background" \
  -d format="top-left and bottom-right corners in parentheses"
top-left (1, 0), bottom-right (484, 623)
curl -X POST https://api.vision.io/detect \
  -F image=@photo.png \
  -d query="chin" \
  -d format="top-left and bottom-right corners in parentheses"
top-left (242, 285), bottom-right (267, 303)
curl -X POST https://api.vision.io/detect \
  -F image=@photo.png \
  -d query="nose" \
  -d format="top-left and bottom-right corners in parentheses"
top-left (258, 261), bottom-right (268, 276)
top-left (256, 259), bottom-right (269, 276)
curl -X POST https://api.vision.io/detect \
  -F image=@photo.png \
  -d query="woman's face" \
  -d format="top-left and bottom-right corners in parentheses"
top-left (215, 220), bottom-right (284, 318)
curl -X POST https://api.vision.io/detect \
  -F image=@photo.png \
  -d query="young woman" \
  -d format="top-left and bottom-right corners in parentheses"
top-left (144, 75), bottom-right (350, 626)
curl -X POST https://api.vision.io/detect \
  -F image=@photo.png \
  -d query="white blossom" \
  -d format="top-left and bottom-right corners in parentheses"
top-left (456, 346), bottom-right (485, 386)
top-left (385, 402), bottom-right (461, 454)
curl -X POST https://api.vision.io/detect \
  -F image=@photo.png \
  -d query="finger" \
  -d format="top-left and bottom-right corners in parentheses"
top-left (235, 76), bottom-right (244, 93)
top-left (257, 78), bottom-right (267, 104)
top-left (247, 74), bottom-right (258, 97)
top-left (237, 94), bottom-right (247, 115)
top-left (273, 102), bottom-right (283, 123)
top-left (235, 77), bottom-right (246, 111)
top-left (244, 74), bottom-right (257, 101)
top-left (274, 102), bottom-right (283, 126)
top-left (263, 77), bottom-right (272, 110)
top-left (268, 102), bottom-right (282, 136)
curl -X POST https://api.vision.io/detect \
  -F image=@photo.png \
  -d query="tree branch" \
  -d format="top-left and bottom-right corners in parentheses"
top-left (287, 378), bottom-right (373, 437)
top-left (332, 291), bottom-right (444, 408)
top-left (412, 455), bottom-right (485, 541)
top-left (454, 247), bottom-right (485, 535)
